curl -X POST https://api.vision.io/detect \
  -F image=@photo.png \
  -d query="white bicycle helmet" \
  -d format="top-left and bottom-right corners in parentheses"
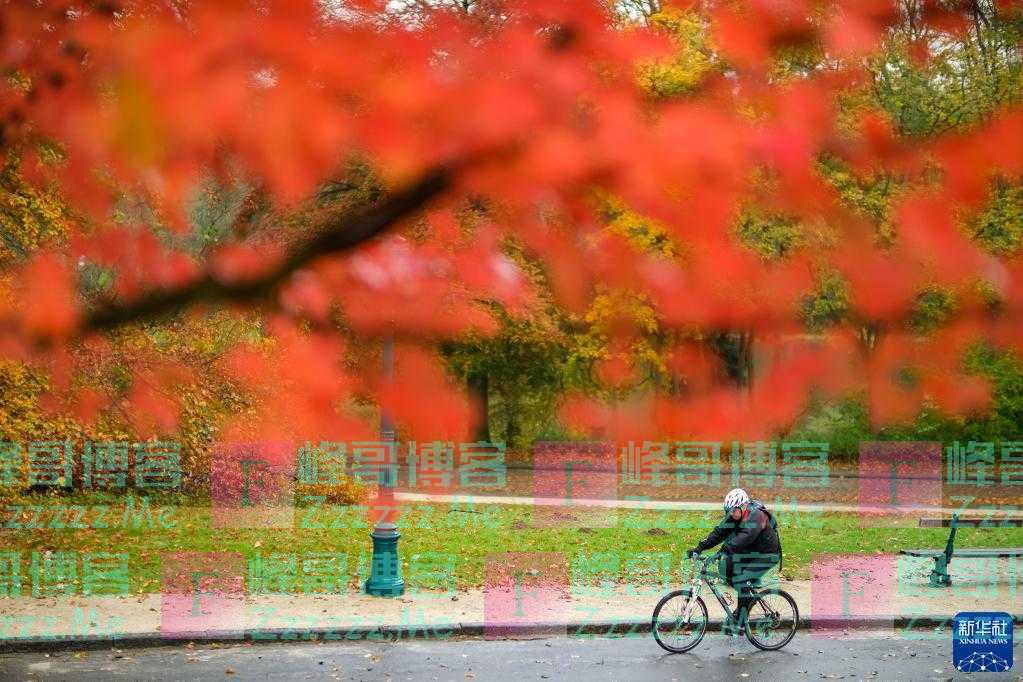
top-left (723, 488), bottom-right (750, 512)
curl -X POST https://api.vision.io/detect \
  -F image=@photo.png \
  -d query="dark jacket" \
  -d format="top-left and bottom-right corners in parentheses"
top-left (694, 501), bottom-right (782, 559)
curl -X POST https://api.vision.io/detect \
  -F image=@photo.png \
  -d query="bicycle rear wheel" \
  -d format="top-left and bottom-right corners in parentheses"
top-left (651, 589), bottom-right (708, 653)
top-left (744, 588), bottom-right (798, 651)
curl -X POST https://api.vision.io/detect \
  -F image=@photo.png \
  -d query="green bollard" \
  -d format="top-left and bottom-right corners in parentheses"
top-left (365, 521), bottom-right (405, 596)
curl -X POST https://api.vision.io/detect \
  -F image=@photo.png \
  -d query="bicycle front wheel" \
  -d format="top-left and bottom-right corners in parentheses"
top-left (745, 588), bottom-right (798, 651)
top-left (651, 589), bottom-right (708, 653)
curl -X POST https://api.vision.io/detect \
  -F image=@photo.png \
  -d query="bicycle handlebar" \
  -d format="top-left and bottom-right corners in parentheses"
top-left (686, 552), bottom-right (728, 581)
top-left (689, 551), bottom-right (723, 563)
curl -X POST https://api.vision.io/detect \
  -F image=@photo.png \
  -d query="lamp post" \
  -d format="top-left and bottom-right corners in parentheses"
top-left (365, 333), bottom-right (405, 597)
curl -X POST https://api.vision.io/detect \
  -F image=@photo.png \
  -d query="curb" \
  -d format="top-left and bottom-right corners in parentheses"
top-left (4, 615), bottom-right (1019, 654)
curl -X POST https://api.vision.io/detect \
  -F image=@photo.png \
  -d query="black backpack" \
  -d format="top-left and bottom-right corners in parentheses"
top-left (751, 500), bottom-right (783, 572)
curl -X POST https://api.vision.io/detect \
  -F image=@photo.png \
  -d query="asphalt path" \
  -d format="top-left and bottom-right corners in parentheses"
top-left (390, 462), bottom-right (1023, 512)
top-left (3, 629), bottom-right (1021, 681)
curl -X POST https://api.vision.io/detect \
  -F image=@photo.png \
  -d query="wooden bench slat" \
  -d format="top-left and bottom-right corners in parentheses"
top-left (902, 548), bottom-right (1023, 557)
top-left (918, 518), bottom-right (1023, 527)
top-left (900, 549), bottom-right (944, 556)
top-left (941, 548), bottom-right (1023, 557)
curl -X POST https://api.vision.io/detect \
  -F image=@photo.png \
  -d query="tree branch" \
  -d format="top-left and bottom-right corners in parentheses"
top-left (82, 161), bottom-right (459, 334)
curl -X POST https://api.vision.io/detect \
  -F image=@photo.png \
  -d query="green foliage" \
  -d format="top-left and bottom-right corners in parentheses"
top-left (442, 189), bottom-right (686, 447)
top-left (77, 260), bottom-right (116, 296)
top-left (957, 345), bottom-right (1023, 443)
top-left (909, 285), bottom-right (956, 334)
top-left (770, 41), bottom-right (825, 82)
top-left (788, 344), bottom-right (1023, 460)
top-left (968, 179), bottom-right (1023, 255)
top-left (185, 177), bottom-right (254, 255)
top-left (735, 209), bottom-right (803, 260)
top-left (787, 397), bottom-right (872, 460)
top-left (112, 175), bottom-right (255, 256)
top-left (442, 307), bottom-right (570, 449)
top-left (817, 156), bottom-right (899, 239)
top-left (801, 269), bottom-right (848, 332)
top-left (871, 17), bottom-right (1023, 137)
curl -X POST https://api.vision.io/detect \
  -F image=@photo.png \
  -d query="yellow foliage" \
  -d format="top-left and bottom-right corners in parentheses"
top-left (296, 478), bottom-right (370, 506)
top-left (595, 192), bottom-right (679, 257)
top-left (640, 8), bottom-right (713, 99)
top-left (0, 157), bottom-right (71, 263)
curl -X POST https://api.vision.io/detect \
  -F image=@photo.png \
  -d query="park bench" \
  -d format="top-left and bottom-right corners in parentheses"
top-left (901, 513), bottom-right (1023, 587)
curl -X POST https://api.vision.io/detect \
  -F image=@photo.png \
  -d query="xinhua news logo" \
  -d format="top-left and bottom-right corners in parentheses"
top-left (952, 612), bottom-right (1013, 673)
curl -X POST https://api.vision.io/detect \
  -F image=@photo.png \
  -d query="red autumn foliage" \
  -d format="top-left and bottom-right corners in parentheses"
top-left (17, 253), bottom-right (79, 340)
top-left (0, 0), bottom-right (1019, 447)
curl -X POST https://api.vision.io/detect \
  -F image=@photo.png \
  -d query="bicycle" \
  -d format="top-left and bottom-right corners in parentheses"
top-left (651, 553), bottom-right (798, 653)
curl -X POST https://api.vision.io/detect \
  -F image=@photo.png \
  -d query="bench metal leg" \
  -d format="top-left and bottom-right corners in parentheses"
top-left (929, 555), bottom-right (951, 587)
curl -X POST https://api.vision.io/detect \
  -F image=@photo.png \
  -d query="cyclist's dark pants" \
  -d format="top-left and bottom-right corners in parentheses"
top-left (721, 552), bottom-right (780, 620)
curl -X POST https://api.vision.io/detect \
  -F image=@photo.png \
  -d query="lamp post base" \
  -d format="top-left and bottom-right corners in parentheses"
top-left (365, 522), bottom-right (405, 597)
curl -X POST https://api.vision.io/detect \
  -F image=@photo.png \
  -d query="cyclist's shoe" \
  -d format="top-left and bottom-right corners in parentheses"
top-left (723, 608), bottom-right (748, 637)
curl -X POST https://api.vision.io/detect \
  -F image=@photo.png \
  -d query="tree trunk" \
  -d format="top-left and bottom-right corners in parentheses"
top-left (467, 371), bottom-right (490, 442)
top-left (738, 330), bottom-right (755, 393)
top-left (711, 329), bottom-right (755, 391)
top-left (504, 390), bottom-right (521, 450)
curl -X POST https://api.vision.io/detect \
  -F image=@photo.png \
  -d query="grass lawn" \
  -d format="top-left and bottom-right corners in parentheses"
top-left (2, 491), bottom-right (1022, 594)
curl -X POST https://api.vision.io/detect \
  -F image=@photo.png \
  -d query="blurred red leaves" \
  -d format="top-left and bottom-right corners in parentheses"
top-left (711, 0), bottom-right (815, 72)
top-left (376, 345), bottom-right (472, 441)
top-left (894, 194), bottom-right (986, 281)
top-left (0, 0), bottom-right (1019, 443)
top-left (218, 317), bottom-right (373, 443)
top-left (17, 253), bottom-right (78, 341)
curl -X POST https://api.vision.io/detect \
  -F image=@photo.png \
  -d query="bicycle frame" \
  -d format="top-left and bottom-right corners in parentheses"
top-left (681, 555), bottom-right (779, 627)
top-left (682, 555), bottom-right (732, 621)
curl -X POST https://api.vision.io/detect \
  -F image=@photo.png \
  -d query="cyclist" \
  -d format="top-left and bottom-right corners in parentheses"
top-left (686, 488), bottom-right (782, 636)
